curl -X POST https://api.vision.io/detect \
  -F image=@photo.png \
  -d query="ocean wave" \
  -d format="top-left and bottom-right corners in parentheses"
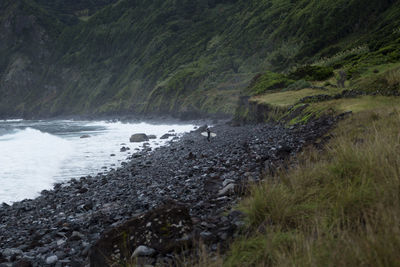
top-left (1, 118), bottom-right (23, 122)
top-left (0, 127), bottom-right (74, 203)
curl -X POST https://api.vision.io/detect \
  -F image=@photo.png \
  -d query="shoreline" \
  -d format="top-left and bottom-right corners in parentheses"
top-left (0, 119), bottom-right (204, 205)
top-left (0, 117), bottom-right (336, 266)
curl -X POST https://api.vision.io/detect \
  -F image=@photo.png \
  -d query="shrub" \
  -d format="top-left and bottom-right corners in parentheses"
top-left (283, 79), bottom-right (311, 91)
top-left (288, 65), bottom-right (334, 81)
top-left (246, 71), bottom-right (295, 95)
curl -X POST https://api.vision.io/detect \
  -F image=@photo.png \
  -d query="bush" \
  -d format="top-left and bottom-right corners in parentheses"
top-left (246, 71), bottom-right (295, 95)
top-left (282, 79), bottom-right (311, 91)
top-left (289, 65), bottom-right (334, 81)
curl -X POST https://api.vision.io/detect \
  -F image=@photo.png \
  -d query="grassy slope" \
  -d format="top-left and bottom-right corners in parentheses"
top-left (2, 0), bottom-right (399, 117)
top-left (224, 106), bottom-right (400, 266)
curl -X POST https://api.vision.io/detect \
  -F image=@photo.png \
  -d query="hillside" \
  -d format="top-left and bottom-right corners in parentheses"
top-left (0, 0), bottom-right (399, 118)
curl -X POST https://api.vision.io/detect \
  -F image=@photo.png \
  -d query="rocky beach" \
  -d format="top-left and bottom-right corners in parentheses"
top-left (0, 117), bottom-right (338, 267)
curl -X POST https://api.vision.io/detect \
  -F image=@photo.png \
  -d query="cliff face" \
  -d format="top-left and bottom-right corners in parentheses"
top-left (0, 0), bottom-right (58, 117)
top-left (0, 0), bottom-right (399, 118)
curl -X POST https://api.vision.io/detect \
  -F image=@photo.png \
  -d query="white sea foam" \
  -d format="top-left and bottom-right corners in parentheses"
top-left (1, 119), bottom-right (23, 122)
top-left (0, 128), bottom-right (73, 203)
top-left (0, 120), bottom-right (196, 204)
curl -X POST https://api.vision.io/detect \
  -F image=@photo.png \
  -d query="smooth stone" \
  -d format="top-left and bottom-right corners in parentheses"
top-left (222, 179), bottom-right (235, 187)
top-left (56, 239), bottom-right (66, 246)
top-left (200, 231), bottom-right (213, 240)
top-left (131, 246), bottom-right (156, 258)
top-left (70, 231), bottom-right (85, 241)
top-left (45, 255), bottom-right (58, 265)
top-left (218, 183), bottom-right (236, 196)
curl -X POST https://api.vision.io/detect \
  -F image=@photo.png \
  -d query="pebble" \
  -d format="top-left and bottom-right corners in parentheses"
top-left (131, 246), bottom-right (156, 258)
top-left (45, 255), bottom-right (58, 265)
top-left (218, 184), bottom-right (236, 196)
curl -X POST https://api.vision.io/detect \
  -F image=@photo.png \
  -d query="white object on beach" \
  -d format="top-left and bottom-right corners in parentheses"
top-left (201, 132), bottom-right (217, 137)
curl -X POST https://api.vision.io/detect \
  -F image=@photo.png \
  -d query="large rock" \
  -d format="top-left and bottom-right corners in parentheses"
top-left (130, 133), bottom-right (149, 143)
top-left (89, 203), bottom-right (192, 267)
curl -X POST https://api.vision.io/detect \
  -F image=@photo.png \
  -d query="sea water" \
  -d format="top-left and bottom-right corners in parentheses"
top-left (0, 119), bottom-right (196, 204)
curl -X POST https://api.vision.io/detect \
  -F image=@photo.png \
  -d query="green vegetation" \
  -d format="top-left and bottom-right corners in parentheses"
top-left (237, 59), bottom-right (400, 123)
top-left (288, 65), bottom-right (334, 81)
top-left (223, 106), bottom-right (400, 266)
top-left (352, 66), bottom-right (400, 95)
top-left (1, 0), bottom-right (400, 117)
top-left (246, 71), bottom-right (295, 96)
top-left (252, 88), bottom-right (326, 107)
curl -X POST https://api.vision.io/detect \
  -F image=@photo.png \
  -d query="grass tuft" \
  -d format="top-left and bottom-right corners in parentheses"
top-left (385, 68), bottom-right (400, 87)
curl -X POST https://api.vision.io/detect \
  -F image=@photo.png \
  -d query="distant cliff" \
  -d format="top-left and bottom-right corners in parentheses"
top-left (0, 0), bottom-right (399, 118)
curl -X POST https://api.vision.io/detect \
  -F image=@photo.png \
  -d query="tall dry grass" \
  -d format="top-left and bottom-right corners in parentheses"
top-left (223, 108), bottom-right (400, 266)
top-left (385, 67), bottom-right (400, 87)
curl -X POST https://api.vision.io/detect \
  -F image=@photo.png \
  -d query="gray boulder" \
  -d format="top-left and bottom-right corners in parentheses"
top-left (130, 133), bottom-right (149, 143)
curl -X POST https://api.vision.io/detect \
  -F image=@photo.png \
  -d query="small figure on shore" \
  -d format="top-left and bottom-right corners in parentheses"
top-left (206, 127), bottom-right (211, 142)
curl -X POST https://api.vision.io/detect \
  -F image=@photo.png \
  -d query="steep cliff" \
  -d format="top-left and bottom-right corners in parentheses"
top-left (0, 0), bottom-right (399, 118)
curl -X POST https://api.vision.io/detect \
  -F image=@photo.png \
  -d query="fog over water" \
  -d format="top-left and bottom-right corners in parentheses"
top-left (0, 119), bottom-right (196, 204)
